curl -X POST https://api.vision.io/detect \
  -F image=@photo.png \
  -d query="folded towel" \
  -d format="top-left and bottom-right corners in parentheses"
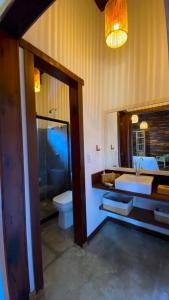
top-left (157, 185), bottom-right (169, 195)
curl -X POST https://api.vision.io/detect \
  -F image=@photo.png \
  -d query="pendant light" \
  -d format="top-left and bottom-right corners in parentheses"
top-left (131, 114), bottom-right (139, 124)
top-left (34, 68), bottom-right (40, 93)
top-left (105, 0), bottom-right (128, 49)
top-left (140, 121), bottom-right (148, 130)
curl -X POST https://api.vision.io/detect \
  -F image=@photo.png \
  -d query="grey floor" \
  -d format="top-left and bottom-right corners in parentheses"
top-left (40, 198), bottom-right (56, 221)
top-left (39, 219), bottom-right (169, 300)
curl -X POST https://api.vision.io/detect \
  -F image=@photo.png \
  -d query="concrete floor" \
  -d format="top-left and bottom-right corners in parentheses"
top-left (39, 219), bottom-right (169, 300)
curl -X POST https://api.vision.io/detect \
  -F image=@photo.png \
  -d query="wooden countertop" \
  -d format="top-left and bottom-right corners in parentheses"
top-left (92, 170), bottom-right (169, 203)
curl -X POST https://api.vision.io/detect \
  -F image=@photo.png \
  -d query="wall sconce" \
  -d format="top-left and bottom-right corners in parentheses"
top-left (131, 114), bottom-right (139, 124)
top-left (140, 121), bottom-right (148, 130)
top-left (96, 145), bottom-right (101, 151)
top-left (34, 68), bottom-right (40, 93)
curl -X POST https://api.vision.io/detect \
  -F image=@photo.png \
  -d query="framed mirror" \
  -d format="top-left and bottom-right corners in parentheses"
top-left (105, 104), bottom-right (169, 175)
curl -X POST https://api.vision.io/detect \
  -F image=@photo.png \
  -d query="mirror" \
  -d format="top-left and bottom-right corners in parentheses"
top-left (131, 109), bottom-right (169, 171)
top-left (105, 107), bottom-right (169, 174)
top-left (105, 112), bottom-right (119, 169)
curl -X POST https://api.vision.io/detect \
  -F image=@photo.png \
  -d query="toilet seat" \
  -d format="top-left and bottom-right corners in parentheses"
top-left (53, 190), bottom-right (72, 205)
top-left (53, 191), bottom-right (72, 211)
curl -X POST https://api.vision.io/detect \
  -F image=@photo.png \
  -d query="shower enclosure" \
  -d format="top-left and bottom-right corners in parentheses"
top-left (36, 115), bottom-right (71, 222)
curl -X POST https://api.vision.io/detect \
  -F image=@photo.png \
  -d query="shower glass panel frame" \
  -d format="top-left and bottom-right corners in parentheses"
top-left (36, 115), bottom-right (71, 223)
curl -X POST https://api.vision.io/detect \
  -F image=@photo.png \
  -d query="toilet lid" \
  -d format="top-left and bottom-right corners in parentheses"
top-left (53, 190), bottom-right (72, 204)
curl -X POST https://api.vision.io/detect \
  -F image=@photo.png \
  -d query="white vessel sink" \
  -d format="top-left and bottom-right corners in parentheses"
top-left (115, 174), bottom-right (154, 195)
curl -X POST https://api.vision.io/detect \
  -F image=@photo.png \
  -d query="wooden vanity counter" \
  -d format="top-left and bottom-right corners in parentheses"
top-left (92, 169), bottom-right (169, 234)
top-left (92, 169), bottom-right (169, 203)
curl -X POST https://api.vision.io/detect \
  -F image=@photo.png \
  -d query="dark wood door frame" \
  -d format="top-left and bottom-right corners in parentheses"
top-left (19, 39), bottom-right (87, 292)
top-left (0, 0), bottom-right (56, 38)
top-left (118, 111), bottom-right (132, 167)
top-left (0, 31), bottom-right (30, 300)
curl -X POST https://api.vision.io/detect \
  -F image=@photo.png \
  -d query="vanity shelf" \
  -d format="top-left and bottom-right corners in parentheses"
top-left (92, 171), bottom-right (169, 203)
top-left (93, 182), bottom-right (169, 203)
top-left (99, 205), bottom-right (169, 230)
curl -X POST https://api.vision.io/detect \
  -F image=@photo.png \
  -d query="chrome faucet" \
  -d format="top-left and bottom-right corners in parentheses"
top-left (135, 157), bottom-right (143, 176)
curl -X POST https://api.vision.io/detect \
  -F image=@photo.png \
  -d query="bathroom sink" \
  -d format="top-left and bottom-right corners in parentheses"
top-left (115, 174), bottom-right (154, 195)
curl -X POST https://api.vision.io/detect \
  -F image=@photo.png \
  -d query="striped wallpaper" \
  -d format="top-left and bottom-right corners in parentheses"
top-left (103, 0), bottom-right (169, 111)
top-left (24, 0), bottom-right (169, 116)
top-left (35, 73), bottom-right (70, 122)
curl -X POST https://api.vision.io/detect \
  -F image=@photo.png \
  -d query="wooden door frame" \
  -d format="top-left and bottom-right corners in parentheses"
top-left (19, 39), bottom-right (87, 292)
top-left (0, 31), bottom-right (30, 300)
top-left (0, 165), bottom-right (10, 300)
top-left (118, 111), bottom-right (132, 167)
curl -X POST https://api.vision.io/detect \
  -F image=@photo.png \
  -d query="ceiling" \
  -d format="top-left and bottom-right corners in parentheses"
top-left (0, 0), bottom-right (55, 38)
top-left (94, 0), bottom-right (108, 11)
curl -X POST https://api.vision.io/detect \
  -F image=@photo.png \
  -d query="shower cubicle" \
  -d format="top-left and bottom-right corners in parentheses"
top-left (36, 115), bottom-right (71, 222)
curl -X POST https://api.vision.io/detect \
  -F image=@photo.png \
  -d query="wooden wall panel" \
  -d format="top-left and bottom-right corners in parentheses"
top-left (0, 31), bottom-right (29, 300)
top-left (133, 110), bottom-right (169, 156)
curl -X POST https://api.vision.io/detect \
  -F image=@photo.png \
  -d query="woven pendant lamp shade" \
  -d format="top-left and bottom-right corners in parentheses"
top-left (105, 0), bottom-right (128, 48)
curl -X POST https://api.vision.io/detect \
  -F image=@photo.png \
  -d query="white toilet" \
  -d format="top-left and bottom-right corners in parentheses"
top-left (53, 190), bottom-right (73, 229)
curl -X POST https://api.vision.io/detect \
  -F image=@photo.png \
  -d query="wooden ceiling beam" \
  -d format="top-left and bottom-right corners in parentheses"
top-left (0, 0), bottom-right (56, 38)
top-left (94, 0), bottom-right (108, 11)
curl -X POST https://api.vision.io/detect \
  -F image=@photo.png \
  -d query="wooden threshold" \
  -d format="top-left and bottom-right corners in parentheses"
top-left (100, 205), bottom-right (169, 231)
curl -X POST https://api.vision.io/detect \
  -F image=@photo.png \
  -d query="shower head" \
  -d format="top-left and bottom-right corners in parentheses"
top-left (49, 108), bottom-right (57, 114)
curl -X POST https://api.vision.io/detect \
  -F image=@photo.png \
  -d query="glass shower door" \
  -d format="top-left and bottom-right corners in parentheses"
top-left (36, 116), bottom-right (71, 222)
